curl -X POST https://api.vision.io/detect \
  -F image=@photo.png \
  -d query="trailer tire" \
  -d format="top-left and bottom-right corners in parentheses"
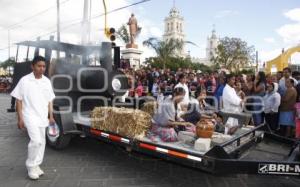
top-left (46, 124), bottom-right (72, 150)
top-left (46, 107), bottom-right (73, 150)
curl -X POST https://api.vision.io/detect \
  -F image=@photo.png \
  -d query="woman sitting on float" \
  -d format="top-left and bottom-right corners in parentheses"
top-left (148, 87), bottom-right (196, 142)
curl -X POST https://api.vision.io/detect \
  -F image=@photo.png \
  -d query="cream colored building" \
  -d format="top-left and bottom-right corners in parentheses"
top-left (163, 5), bottom-right (186, 57)
top-left (163, 5), bottom-right (219, 66)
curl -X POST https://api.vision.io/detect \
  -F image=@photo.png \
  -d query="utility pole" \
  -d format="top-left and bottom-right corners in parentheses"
top-left (81, 0), bottom-right (91, 45)
top-left (88, 0), bottom-right (92, 43)
top-left (256, 50), bottom-right (259, 72)
top-left (57, 0), bottom-right (61, 59)
top-left (8, 29), bottom-right (10, 61)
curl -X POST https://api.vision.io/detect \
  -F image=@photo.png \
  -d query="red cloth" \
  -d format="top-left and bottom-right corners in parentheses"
top-left (296, 119), bottom-right (300, 138)
top-left (294, 103), bottom-right (300, 138)
top-left (136, 86), bottom-right (143, 97)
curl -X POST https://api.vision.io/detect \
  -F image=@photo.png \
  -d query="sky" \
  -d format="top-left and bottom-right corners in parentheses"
top-left (0, 0), bottom-right (300, 64)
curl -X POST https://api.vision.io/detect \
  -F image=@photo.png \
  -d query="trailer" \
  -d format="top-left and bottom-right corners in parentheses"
top-left (9, 39), bottom-right (300, 177)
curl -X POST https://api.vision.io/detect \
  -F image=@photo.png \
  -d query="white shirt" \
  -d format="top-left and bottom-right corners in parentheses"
top-left (264, 92), bottom-right (281, 113)
top-left (157, 93), bottom-right (165, 103)
top-left (278, 76), bottom-right (298, 96)
top-left (222, 84), bottom-right (242, 127)
top-left (151, 83), bottom-right (159, 97)
top-left (175, 82), bottom-right (189, 105)
top-left (152, 97), bottom-right (182, 126)
top-left (11, 72), bottom-right (55, 127)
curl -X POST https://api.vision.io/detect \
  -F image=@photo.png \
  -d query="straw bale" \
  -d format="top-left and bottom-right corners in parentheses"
top-left (91, 107), bottom-right (152, 138)
top-left (140, 101), bottom-right (158, 117)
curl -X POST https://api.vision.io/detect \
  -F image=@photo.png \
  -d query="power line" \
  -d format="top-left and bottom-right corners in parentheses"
top-left (1, 0), bottom-right (72, 31)
top-left (0, 0), bottom-right (151, 50)
top-left (50, 0), bottom-right (152, 33)
top-left (0, 47), bottom-right (9, 51)
top-left (28, 0), bottom-right (151, 40)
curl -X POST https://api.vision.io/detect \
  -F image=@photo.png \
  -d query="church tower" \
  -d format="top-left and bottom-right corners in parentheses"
top-left (163, 1), bottom-right (185, 57)
top-left (206, 25), bottom-right (219, 62)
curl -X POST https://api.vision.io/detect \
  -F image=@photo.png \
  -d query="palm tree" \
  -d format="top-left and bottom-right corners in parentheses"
top-left (116, 24), bottom-right (130, 44)
top-left (116, 24), bottom-right (142, 44)
top-left (143, 38), bottom-right (194, 70)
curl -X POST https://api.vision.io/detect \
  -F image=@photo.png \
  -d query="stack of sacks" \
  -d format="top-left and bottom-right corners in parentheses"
top-left (140, 101), bottom-right (158, 117)
top-left (91, 107), bottom-right (152, 138)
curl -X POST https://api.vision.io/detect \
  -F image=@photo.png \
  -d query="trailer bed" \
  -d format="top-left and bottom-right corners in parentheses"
top-left (73, 113), bottom-right (261, 156)
top-left (71, 112), bottom-right (300, 176)
top-left (239, 136), bottom-right (294, 161)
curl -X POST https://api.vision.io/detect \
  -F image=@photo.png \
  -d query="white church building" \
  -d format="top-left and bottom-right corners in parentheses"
top-left (162, 4), bottom-right (219, 66)
top-left (163, 6), bottom-right (186, 57)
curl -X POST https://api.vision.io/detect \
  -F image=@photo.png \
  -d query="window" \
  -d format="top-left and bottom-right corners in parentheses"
top-left (39, 48), bottom-right (45, 57)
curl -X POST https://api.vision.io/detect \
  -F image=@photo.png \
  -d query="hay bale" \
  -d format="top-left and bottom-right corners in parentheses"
top-left (140, 101), bottom-right (158, 117)
top-left (91, 107), bottom-right (152, 138)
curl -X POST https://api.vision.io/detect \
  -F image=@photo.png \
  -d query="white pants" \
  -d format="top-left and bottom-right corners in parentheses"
top-left (25, 125), bottom-right (46, 169)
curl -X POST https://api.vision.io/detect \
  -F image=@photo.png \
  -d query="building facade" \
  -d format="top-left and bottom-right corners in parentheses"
top-left (163, 4), bottom-right (219, 66)
top-left (163, 5), bottom-right (186, 57)
top-left (206, 27), bottom-right (219, 63)
top-left (191, 28), bottom-right (220, 66)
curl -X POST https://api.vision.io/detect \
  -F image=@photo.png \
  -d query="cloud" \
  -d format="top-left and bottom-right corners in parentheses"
top-left (260, 48), bottom-right (282, 62)
top-left (276, 8), bottom-right (300, 45)
top-left (264, 37), bottom-right (276, 44)
top-left (260, 8), bottom-right (300, 63)
top-left (291, 53), bottom-right (300, 64)
top-left (284, 8), bottom-right (300, 22)
top-left (149, 27), bottom-right (163, 38)
top-left (277, 24), bottom-right (300, 44)
top-left (214, 10), bottom-right (239, 19)
top-left (0, 0), bottom-right (162, 62)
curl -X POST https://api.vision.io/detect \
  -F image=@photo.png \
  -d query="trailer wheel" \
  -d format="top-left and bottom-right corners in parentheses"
top-left (46, 109), bottom-right (72, 150)
top-left (46, 123), bottom-right (72, 149)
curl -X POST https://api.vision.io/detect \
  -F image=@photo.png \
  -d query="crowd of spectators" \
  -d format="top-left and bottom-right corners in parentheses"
top-left (123, 67), bottom-right (300, 139)
top-left (0, 75), bottom-right (12, 93)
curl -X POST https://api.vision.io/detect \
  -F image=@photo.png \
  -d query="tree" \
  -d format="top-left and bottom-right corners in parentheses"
top-left (116, 24), bottom-right (130, 44)
top-left (0, 58), bottom-right (16, 69)
top-left (143, 37), bottom-right (188, 70)
top-left (190, 63), bottom-right (212, 73)
top-left (116, 24), bottom-right (142, 44)
top-left (144, 56), bottom-right (212, 72)
top-left (212, 37), bottom-right (255, 73)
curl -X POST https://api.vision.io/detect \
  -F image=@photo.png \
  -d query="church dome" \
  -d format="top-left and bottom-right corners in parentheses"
top-left (169, 6), bottom-right (180, 17)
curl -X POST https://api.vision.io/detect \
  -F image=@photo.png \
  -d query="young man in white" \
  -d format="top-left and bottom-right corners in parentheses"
top-left (222, 74), bottom-right (244, 134)
top-left (174, 74), bottom-right (189, 106)
top-left (11, 56), bottom-right (55, 180)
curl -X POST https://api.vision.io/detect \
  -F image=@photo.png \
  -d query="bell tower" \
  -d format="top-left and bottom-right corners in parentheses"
top-left (163, 1), bottom-right (185, 57)
top-left (206, 25), bottom-right (219, 62)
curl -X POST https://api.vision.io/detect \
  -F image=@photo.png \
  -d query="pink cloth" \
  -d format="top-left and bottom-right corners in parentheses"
top-left (136, 85), bottom-right (143, 97)
top-left (147, 124), bottom-right (196, 142)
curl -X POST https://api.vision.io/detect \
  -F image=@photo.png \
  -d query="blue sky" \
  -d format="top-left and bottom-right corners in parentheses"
top-left (134, 0), bottom-right (300, 62)
top-left (0, 0), bottom-right (299, 63)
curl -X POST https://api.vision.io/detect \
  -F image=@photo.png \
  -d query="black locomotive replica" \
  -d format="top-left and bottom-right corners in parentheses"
top-left (8, 38), bottom-right (300, 177)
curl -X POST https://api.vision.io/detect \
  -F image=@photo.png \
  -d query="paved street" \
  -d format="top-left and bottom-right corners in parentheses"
top-left (0, 93), bottom-right (299, 187)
